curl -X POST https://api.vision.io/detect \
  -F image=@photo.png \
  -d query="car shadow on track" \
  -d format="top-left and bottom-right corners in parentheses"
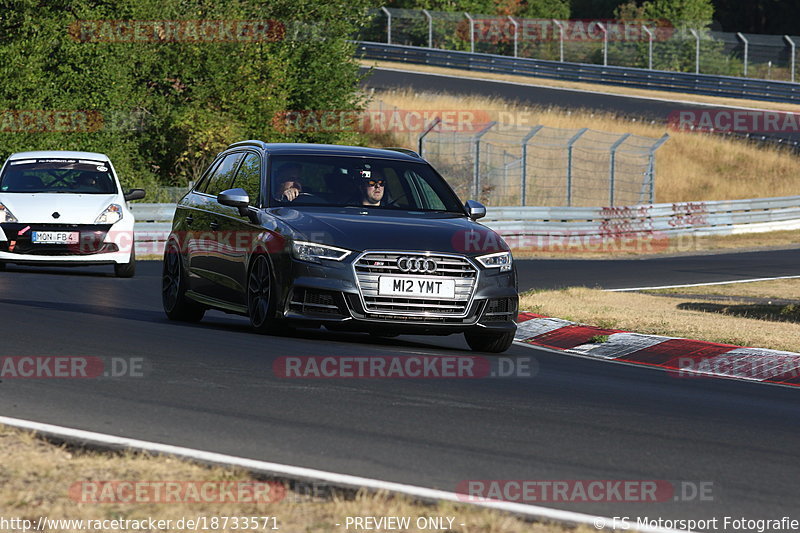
top-left (0, 265), bottom-right (116, 277)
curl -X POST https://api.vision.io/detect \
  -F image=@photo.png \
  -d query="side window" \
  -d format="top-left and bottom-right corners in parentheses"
top-left (203, 152), bottom-right (244, 196)
top-left (409, 171), bottom-right (446, 210)
top-left (231, 153), bottom-right (261, 206)
top-left (194, 157), bottom-right (222, 193)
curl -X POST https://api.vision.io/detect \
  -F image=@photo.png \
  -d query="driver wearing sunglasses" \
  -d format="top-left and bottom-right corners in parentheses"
top-left (358, 170), bottom-right (385, 206)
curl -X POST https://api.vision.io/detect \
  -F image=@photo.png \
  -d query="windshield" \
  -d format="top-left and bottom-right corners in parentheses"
top-left (0, 158), bottom-right (118, 194)
top-left (268, 155), bottom-right (464, 213)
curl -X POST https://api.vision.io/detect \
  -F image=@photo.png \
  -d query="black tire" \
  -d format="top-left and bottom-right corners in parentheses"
top-left (162, 242), bottom-right (205, 322)
top-left (464, 329), bottom-right (515, 353)
top-left (247, 254), bottom-right (279, 334)
top-left (114, 249), bottom-right (136, 278)
top-left (0, 262), bottom-right (5, 271)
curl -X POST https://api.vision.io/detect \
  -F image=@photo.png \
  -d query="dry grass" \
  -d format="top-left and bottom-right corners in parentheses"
top-left (0, 425), bottom-right (583, 533)
top-left (519, 287), bottom-right (800, 352)
top-left (362, 60), bottom-right (800, 114)
top-left (369, 88), bottom-right (800, 203)
top-left (644, 278), bottom-right (800, 300)
top-left (510, 229), bottom-right (800, 258)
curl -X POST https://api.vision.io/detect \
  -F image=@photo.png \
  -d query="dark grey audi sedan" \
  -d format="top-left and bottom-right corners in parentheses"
top-left (162, 141), bottom-right (518, 352)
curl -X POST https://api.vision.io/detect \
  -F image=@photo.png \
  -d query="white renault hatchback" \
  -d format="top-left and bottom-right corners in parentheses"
top-left (0, 151), bottom-right (145, 277)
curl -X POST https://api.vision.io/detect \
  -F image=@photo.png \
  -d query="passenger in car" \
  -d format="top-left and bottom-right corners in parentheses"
top-left (276, 163), bottom-right (304, 201)
top-left (358, 170), bottom-right (385, 207)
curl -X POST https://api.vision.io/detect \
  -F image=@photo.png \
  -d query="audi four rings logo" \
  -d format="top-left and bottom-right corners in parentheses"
top-left (397, 256), bottom-right (437, 273)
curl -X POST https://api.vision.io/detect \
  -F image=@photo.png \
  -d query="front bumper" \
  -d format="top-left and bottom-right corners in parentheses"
top-left (0, 222), bottom-right (134, 265)
top-left (280, 252), bottom-right (518, 335)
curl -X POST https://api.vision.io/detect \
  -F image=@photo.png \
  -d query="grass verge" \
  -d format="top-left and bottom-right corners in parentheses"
top-left (509, 230), bottom-right (800, 259)
top-left (0, 425), bottom-right (587, 533)
top-left (370, 88), bottom-right (800, 203)
top-left (519, 283), bottom-right (800, 353)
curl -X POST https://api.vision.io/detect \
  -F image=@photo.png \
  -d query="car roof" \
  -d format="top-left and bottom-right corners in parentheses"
top-left (227, 142), bottom-right (424, 162)
top-left (8, 150), bottom-right (110, 162)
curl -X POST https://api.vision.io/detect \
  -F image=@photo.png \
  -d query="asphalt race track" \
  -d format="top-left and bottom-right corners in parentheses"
top-left (1, 258), bottom-right (799, 525)
top-left (360, 67), bottom-right (800, 145)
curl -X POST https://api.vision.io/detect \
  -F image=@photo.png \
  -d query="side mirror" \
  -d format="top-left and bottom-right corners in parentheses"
top-left (124, 189), bottom-right (146, 201)
top-left (465, 200), bottom-right (486, 220)
top-left (218, 188), bottom-right (251, 217)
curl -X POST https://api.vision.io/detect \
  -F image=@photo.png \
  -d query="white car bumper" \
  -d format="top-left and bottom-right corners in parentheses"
top-left (0, 221), bottom-right (134, 265)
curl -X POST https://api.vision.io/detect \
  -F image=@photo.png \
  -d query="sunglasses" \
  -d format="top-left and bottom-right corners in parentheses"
top-left (365, 180), bottom-right (385, 188)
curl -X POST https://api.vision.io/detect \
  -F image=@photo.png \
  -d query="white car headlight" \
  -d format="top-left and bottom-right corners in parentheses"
top-left (95, 203), bottom-right (123, 224)
top-left (292, 241), bottom-right (351, 263)
top-left (0, 202), bottom-right (18, 223)
top-left (477, 251), bottom-right (513, 272)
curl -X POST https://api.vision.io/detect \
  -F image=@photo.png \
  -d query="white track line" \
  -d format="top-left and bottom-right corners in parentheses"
top-left (607, 275), bottom-right (800, 292)
top-left (369, 65), bottom-right (790, 113)
top-left (0, 415), bottom-right (691, 533)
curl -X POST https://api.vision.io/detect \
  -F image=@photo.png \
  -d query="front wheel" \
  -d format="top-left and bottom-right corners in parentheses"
top-left (247, 254), bottom-right (279, 333)
top-left (464, 329), bottom-right (515, 353)
top-left (0, 262), bottom-right (5, 272)
top-left (114, 249), bottom-right (136, 278)
top-left (162, 242), bottom-right (205, 322)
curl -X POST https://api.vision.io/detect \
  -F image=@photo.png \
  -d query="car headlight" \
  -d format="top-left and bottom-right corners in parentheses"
top-left (477, 251), bottom-right (513, 272)
top-left (0, 202), bottom-right (18, 223)
top-left (95, 204), bottom-right (123, 224)
top-left (292, 241), bottom-right (351, 263)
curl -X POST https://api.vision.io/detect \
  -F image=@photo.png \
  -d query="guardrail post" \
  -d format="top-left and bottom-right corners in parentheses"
top-left (609, 133), bottom-right (631, 206)
top-left (645, 133), bottom-right (670, 204)
top-left (597, 23), bottom-right (608, 66)
top-left (566, 128), bottom-right (588, 207)
top-left (737, 32), bottom-right (749, 77)
top-left (552, 20), bottom-right (564, 62)
top-left (508, 16), bottom-right (519, 57)
top-left (464, 13), bottom-right (475, 53)
top-left (520, 125), bottom-right (543, 206)
top-left (417, 117), bottom-right (442, 158)
top-left (381, 7), bottom-right (392, 45)
top-left (473, 121), bottom-right (497, 199)
top-left (785, 35), bottom-right (796, 83)
top-left (642, 25), bottom-right (654, 70)
top-left (689, 29), bottom-right (700, 74)
top-left (422, 9), bottom-right (433, 48)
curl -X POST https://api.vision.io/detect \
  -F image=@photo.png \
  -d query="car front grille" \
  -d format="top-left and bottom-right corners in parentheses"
top-left (0, 223), bottom-right (115, 255)
top-left (353, 252), bottom-right (478, 318)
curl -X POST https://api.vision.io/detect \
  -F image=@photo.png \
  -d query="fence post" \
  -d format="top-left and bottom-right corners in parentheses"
top-left (508, 16), bottom-right (519, 58)
top-left (689, 29), bottom-right (700, 74)
top-left (609, 133), bottom-right (631, 207)
top-left (381, 7), bottom-right (392, 45)
top-left (417, 117), bottom-right (442, 158)
top-left (520, 125), bottom-right (543, 206)
top-left (566, 128), bottom-right (588, 207)
top-left (473, 122), bottom-right (496, 199)
top-left (464, 13), bottom-right (475, 53)
top-left (552, 20), bottom-right (564, 62)
top-left (737, 32), bottom-right (749, 77)
top-left (597, 23), bottom-right (608, 66)
top-left (642, 25), bottom-right (654, 70)
top-left (422, 9), bottom-right (433, 48)
top-left (786, 35), bottom-right (796, 83)
top-left (646, 133), bottom-right (670, 204)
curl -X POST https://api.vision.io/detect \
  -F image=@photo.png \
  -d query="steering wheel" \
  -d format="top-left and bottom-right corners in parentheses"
top-left (385, 193), bottom-right (408, 207)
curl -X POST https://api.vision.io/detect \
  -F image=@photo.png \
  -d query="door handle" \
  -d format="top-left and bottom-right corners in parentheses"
top-left (210, 221), bottom-right (220, 230)
top-left (185, 215), bottom-right (194, 225)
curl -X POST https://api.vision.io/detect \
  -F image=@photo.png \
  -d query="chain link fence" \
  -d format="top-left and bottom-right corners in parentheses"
top-left (415, 120), bottom-right (668, 207)
top-left (360, 8), bottom-right (800, 83)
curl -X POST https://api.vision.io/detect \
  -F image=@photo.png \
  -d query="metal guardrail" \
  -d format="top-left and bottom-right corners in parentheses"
top-left (131, 196), bottom-right (800, 256)
top-left (357, 41), bottom-right (800, 105)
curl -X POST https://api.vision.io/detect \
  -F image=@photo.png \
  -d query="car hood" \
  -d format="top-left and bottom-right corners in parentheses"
top-left (0, 193), bottom-right (120, 224)
top-left (268, 207), bottom-right (508, 256)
